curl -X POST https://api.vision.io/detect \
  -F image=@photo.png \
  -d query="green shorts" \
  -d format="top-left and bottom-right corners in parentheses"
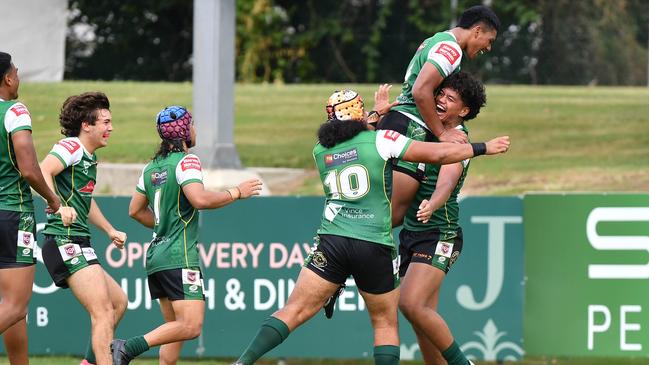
top-left (42, 235), bottom-right (99, 288)
top-left (376, 111), bottom-right (434, 182)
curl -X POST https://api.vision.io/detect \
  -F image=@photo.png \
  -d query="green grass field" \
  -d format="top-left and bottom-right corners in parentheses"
top-left (20, 82), bottom-right (649, 195)
top-left (2, 356), bottom-right (649, 365)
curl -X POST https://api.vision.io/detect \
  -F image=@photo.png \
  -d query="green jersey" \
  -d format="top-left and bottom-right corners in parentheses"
top-left (403, 126), bottom-right (470, 235)
top-left (313, 130), bottom-right (412, 247)
top-left (0, 100), bottom-right (34, 212)
top-left (392, 31), bottom-right (463, 130)
top-left (136, 152), bottom-right (203, 275)
top-left (43, 138), bottom-right (97, 237)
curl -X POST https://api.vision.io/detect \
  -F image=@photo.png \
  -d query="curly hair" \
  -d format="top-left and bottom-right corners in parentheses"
top-left (317, 119), bottom-right (367, 148)
top-left (439, 72), bottom-right (486, 121)
top-left (59, 92), bottom-right (110, 137)
top-left (457, 5), bottom-right (500, 33)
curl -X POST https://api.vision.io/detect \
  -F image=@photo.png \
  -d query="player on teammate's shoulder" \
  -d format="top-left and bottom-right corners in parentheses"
top-left (228, 88), bottom-right (508, 365)
top-left (112, 106), bottom-right (262, 365)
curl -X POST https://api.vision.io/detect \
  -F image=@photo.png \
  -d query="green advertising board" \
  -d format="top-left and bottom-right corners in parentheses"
top-left (524, 193), bottom-right (649, 357)
top-left (3, 196), bottom-right (523, 361)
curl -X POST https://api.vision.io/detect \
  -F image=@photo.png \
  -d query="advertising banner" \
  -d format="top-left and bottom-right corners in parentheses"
top-left (3, 196), bottom-right (523, 361)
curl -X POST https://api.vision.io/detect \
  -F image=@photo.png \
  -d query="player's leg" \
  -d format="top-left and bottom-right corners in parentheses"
top-left (158, 298), bottom-right (183, 365)
top-left (411, 294), bottom-right (446, 365)
top-left (391, 171), bottom-right (421, 227)
top-left (112, 268), bottom-right (205, 365)
top-left (68, 265), bottom-right (116, 365)
top-left (399, 230), bottom-right (468, 365)
top-left (0, 266), bottom-right (34, 333)
top-left (351, 239), bottom-right (401, 365)
top-left (3, 317), bottom-right (29, 365)
top-left (234, 235), bottom-right (346, 365)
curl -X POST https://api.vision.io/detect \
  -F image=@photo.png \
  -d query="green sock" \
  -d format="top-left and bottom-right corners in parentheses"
top-left (442, 341), bottom-right (470, 365)
top-left (373, 345), bottom-right (400, 365)
top-left (237, 316), bottom-right (290, 365)
top-left (84, 337), bottom-right (96, 364)
top-left (124, 335), bottom-right (150, 357)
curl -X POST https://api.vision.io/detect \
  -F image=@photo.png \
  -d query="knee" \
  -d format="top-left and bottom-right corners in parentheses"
top-left (6, 306), bottom-right (27, 323)
top-left (398, 296), bottom-right (422, 320)
top-left (181, 320), bottom-right (203, 339)
top-left (113, 291), bottom-right (128, 315)
top-left (90, 304), bottom-right (115, 325)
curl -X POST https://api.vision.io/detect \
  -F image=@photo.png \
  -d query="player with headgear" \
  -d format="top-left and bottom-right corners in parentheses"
top-left (112, 106), bottom-right (262, 365)
top-left (229, 87), bottom-right (509, 365)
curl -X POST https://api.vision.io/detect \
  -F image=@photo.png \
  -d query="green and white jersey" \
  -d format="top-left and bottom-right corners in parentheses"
top-left (403, 126), bottom-right (470, 235)
top-left (392, 31), bottom-right (462, 131)
top-left (314, 130), bottom-right (412, 247)
top-left (136, 152), bottom-right (203, 275)
top-left (0, 100), bottom-right (34, 212)
top-left (43, 138), bottom-right (97, 237)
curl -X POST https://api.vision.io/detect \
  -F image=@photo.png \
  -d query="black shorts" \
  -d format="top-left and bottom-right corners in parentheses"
top-left (376, 111), bottom-right (434, 182)
top-left (399, 228), bottom-right (463, 276)
top-left (0, 210), bottom-right (36, 268)
top-left (304, 234), bottom-right (399, 294)
top-left (42, 235), bottom-right (99, 288)
top-left (148, 267), bottom-right (205, 301)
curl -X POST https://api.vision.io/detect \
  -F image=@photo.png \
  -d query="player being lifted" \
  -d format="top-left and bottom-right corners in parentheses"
top-left (229, 89), bottom-right (509, 365)
top-left (111, 106), bottom-right (262, 365)
top-left (378, 5), bottom-right (500, 226)
top-left (40, 92), bottom-right (128, 365)
top-left (399, 72), bottom-right (489, 365)
top-left (0, 52), bottom-right (71, 365)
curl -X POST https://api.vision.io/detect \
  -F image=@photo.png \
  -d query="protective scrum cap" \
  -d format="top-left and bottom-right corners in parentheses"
top-left (156, 106), bottom-right (193, 143)
top-left (326, 90), bottom-right (365, 121)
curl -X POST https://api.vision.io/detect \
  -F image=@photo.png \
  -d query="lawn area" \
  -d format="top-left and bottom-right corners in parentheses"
top-left (2, 356), bottom-right (649, 365)
top-left (19, 82), bottom-right (649, 195)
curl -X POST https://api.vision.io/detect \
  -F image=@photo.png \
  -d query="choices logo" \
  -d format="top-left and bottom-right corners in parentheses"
top-left (324, 148), bottom-right (358, 167)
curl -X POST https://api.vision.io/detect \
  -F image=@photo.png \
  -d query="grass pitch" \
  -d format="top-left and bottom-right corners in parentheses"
top-left (19, 82), bottom-right (649, 195)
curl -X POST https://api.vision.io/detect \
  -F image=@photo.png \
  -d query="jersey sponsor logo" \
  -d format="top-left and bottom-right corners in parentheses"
top-left (79, 180), bottom-right (95, 194)
top-left (383, 130), bottom-right (401, 142)
top-left (151, 170), bottom-right (168, 187)
top-left (435, 43), bottom-right (460, 64)
top-left (435, 241), bottom-right (453, 258)
top-left (10, 104), bottom-right (29, 117)
top-left (82, 247), bottom-right (97, 261)
top-left (17, 230), bottom-right (34, 249)
top-left (324, 148), bottom-right (358, 167)
top-left (58, 139), bottom-right (81, 153)
top-left (181, 156), bottom-right (201, 171)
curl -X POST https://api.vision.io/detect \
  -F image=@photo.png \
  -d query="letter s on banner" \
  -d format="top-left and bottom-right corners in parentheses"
top-left (587, 207), bottom-right (649, 279)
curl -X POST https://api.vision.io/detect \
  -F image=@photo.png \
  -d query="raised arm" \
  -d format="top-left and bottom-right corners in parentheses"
top-left (182, 179), bottom-right (263, 210)
top-left (402, 136), bottom-right (510, 165)
top-left (413, 64), bottom-right (467, 143)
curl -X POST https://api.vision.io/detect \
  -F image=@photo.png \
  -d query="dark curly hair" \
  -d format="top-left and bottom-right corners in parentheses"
top-left (317, 119), bottom-right (367, 148)
top-left (439, 72), bottom-right (486, 121)
top-left (59, 92), bottom-right (110, 137)
top-left (0, 52), bottom-right (12, 81)
top-left (457, 5), bottom-right (500, 33)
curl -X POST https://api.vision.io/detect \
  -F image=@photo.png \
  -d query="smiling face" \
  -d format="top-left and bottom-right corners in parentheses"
top-left (435, 87), bottom-right (469, 126)
top-left (83, 108), bottom-right (112, 150)
top-left (465, 24), bottom-right (497, 60)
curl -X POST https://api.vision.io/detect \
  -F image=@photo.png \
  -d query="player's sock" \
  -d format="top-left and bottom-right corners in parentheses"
top-left (441, 341), bottom-right (470, 365)
top-left (124, 335), bottom-right (150, 358)
top-left (373, 345), bottom-right (400, 365)
top-left (237, 316), bottom-right (290, 365)
top-left (83, 338), bottom-right (96, 364)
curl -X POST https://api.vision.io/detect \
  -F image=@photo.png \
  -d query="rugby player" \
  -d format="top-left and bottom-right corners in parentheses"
top-left (111, 106), bottom-right (262, 365)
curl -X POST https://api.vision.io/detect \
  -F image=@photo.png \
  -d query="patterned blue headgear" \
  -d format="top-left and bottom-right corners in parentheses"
top-left (156, 106), bottom-right (193, 143)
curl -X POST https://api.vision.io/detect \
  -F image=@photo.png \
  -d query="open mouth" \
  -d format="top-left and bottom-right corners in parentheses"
top-left (436, 103), bottom-right (446, 114)
top-left (102, 133), bottom-right (110, 139)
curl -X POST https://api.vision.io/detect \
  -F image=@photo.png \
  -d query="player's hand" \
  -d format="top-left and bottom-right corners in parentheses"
top-left (55, 206), bottom-right (77, 227)
top-left (416, 199), bottom-right (434, 223)
top-left (46, 196), bottom-right (61, 215)
top-left (109, 230), bottom-right (126, 249)
top-left (237, 179), bottom-right (263, 199)
top-left (439, 128), bottom-right (468, 144)
top-left (373, 84), bottom-right (398, 116)
top-left (485, 136), bottom-right (511, 155)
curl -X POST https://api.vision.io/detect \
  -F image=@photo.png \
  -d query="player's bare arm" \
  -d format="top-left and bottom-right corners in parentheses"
top-left (417, 163), bottom-right (463, 223)
top-left (412, 64), bottom-right (467, 144)
top-left (39, 154), bottom-right (77, 226)
top-left (182, 178), bottom-right (262, 210)
top-left (128, 192), bottom-right (155, 228)
top-left (13, 130), bottom-right (61, 212)
top-left (89, 198), bottom-right (126, 249)
top-left (403, 136), bottom-right (509, 165)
